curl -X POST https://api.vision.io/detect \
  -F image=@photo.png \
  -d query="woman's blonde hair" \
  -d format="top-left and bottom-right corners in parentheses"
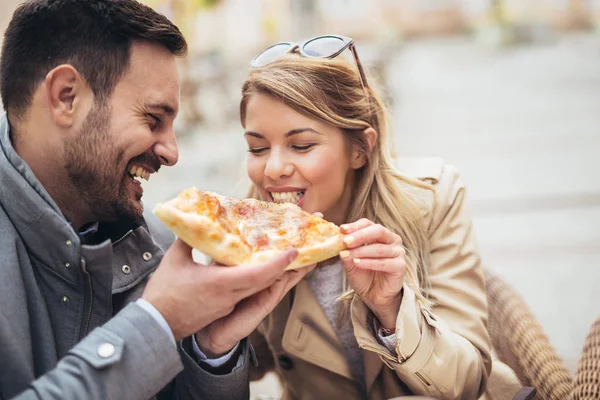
top-left (240, 55), bottom-right (433, 309)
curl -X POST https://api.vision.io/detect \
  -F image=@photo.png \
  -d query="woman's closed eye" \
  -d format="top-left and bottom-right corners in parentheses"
top-left (247, 143), bottom-right (315, 154)
top-left (291, 144), bottom-right (315, 151)
top-left (247, 147), bottom-right (268, 154)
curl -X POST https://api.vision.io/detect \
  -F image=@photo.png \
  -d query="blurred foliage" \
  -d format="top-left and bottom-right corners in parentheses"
top-left (140, 0), bottom-right (222, 40)
top-left (142, 0), bottom-right (220, 11)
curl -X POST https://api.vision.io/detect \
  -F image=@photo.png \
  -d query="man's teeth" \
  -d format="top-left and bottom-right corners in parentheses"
top-left (270, 191), bottom-right (304, 203)
top-left (128, 166), bottom-right (151, 181)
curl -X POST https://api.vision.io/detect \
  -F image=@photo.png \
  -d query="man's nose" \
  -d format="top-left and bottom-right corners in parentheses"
top-left (153, 128), bottom-right (179, 166)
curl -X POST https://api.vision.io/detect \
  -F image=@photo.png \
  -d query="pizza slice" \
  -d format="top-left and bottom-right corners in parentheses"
top-left (152, 187), bottom-right (345, 270)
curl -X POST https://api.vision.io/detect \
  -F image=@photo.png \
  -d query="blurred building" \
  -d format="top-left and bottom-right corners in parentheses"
top-left (1, 1), bottom-right (599, 399)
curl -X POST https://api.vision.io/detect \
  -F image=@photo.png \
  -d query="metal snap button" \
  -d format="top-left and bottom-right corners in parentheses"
top-left (97, 343), bottom-right (116, 358)
top-left (65, 263), bottom-right (71, 269)
top-left (66, 240), bottom-right (72, 247)
top-left (121, 265), bottom-right (131, 274)
top-left (61, 295), bottom-right (70, 304)
top-left (142, 252), bottom-right (152, 261)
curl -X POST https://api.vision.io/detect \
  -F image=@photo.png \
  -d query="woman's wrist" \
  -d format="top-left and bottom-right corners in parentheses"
top-left (366, 292), bottom-right (403, 330)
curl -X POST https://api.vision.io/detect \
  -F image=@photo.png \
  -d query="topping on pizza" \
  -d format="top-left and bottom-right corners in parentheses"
top-left (153, 187), bottom-right (344, 269)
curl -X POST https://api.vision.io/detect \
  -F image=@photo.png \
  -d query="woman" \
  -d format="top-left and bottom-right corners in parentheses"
top-left (240, 35), bottom-right (516, 400)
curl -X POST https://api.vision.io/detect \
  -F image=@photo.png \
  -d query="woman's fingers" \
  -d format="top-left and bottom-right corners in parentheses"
top-left (343, 223), bottom-right (400, 249)
top-left (339, 251), bottom-right (361, 276)
top-left (341, 256), bottom-right (407, 274)
top-left (339, 243), bottom-right (405, 261)
top-left (340, 218), bottom-right (373, 234)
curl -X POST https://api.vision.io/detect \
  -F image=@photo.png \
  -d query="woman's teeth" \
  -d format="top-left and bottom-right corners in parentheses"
top-left (128, 166), bottom-right (151, 182)
top-left (270, 191), bottom-right (304, 204)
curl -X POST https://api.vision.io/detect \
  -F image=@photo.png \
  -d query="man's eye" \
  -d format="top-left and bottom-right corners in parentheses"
top-left (247, 147), bottom-right (268, 154)
top-left (148, 114), bottom-right (161, 129)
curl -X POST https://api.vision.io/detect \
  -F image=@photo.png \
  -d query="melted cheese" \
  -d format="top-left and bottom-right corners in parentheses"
top-left (154, 187), bottom-right (343, 269)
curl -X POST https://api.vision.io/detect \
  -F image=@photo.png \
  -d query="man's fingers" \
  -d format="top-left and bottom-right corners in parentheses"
top-left (305, 263), bottom-right (317, 274)
top-left (232, 261), bottom-right (308, 314)
top-left (207, 268), bottom-right (310, 351)
top-left (209, 258), bottom-right (226, 267)
top-left (220, 248), bottom-right (298, 297)
top-left (282, 269), bottom-right (309, 291)
top-left (261, 269), bottom-right (308, 312)
top-left (165, 238), bottom-right (194, 263)
top-left (229, 275), bottom-right (291, 324)
top-left (211, 290), bottom-right (274, 336)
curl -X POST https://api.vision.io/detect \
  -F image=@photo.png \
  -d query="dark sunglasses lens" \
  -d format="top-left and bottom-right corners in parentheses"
top-left (303, 36), bottom-right (345, 57)
top-left (253, 43), bottom-right (292, 66)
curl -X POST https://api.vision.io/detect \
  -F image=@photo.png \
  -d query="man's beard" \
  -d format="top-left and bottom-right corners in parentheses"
top-left (63, 104), bottom-right (140, 223)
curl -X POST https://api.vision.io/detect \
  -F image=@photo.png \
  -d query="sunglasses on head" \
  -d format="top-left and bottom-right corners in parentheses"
top-left (251, 34), bottom-right (369, 93)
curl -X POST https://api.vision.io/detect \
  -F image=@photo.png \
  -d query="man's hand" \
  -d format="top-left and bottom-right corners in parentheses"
top-left (195, 263), bottom-right (315, 357)
top-left (142, 238), bottom-right (299, 341)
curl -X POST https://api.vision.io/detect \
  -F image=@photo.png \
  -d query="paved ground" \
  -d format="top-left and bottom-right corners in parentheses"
top-left (387, 34), bottom-right (600, 373)
top-left (143, 33), bottom-right (600, 397)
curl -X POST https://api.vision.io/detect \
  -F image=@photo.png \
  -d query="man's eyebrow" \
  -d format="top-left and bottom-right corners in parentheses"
top-left (146, 103), bottom-right (176, 117)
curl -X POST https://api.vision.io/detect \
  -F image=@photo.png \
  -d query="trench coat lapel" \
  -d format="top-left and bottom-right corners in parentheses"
top-left (281, 280), bottom-right (355, 380)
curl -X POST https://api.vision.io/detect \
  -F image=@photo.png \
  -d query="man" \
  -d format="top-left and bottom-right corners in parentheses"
top-left (0, 1), bottom-right (310, 399)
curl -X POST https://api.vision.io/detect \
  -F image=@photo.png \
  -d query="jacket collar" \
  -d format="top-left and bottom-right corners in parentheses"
top-left (0, 114), bottom-right (158, 291)
top-left (281, 279), bottom-right (390, 394)
top-left (282, 279), bottom-right (355, 380)
top-left (0, 114), bottom-right (88, 283)
top-left (351, 295), bottom-right (386, 394)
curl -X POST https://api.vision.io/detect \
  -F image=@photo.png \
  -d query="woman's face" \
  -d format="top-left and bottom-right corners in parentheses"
top-left (244, 93), bottom-right (363, 225)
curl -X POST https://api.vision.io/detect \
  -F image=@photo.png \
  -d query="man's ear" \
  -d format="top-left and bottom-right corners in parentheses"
top-left (350, 127), bottom-right (378, 169)
top-left (44, 64), bottom-right (89, 129)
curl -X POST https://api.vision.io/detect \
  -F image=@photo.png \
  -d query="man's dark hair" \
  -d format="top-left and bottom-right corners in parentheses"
top-left (0, 0), bottom-right (188, 118)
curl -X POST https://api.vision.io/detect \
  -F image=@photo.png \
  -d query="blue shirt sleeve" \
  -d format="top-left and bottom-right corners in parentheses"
top-left (135, 298), bottom-right (241, 367)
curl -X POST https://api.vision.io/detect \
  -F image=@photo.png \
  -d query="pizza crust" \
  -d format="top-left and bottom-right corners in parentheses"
top-left (153, 202), bottom-right (252, 266)
top-left (153, 187), bottom-right (345, 269)
top-left (249, 233), bottom-right (345, 270)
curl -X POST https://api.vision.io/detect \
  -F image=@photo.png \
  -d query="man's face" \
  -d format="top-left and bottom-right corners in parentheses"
top-left (64, 41), bottom-right (180, 223)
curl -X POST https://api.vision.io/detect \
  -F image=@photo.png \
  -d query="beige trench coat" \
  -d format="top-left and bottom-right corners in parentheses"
top-left (250, 158), bottom-right (522, 400)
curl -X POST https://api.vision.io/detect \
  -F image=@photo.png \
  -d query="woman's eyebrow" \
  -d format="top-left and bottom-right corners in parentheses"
top-left (285, 128), bottom-right (323, 137)
top-left (244, 131), bottom-right (264, 138)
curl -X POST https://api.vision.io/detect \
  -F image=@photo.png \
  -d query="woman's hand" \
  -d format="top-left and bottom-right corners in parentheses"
top-left (339, 218), bottom-right (407, 329)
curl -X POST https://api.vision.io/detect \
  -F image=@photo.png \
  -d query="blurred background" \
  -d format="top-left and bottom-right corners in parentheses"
top-left (2, 0), bottom-right (599, 398)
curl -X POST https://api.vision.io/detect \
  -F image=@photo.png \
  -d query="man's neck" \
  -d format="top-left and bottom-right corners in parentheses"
top-left (11, 123), bottom-right (92, 230)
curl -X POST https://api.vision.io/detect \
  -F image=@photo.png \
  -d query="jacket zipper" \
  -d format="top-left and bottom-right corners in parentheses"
top-left (113, 229), bottom-right (133, 246)
top-left (81, 257), bottom-right (93, 337)
top-left (79, 228), bottom-right (131, 337)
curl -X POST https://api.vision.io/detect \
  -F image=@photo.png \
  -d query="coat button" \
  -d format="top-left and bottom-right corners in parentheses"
top-left (142, 252), bottom-right (152, 261)
top-left (121, 265), bottom-right (131, 274)
top-left (65, 262), bottom-right (71, 269)
top-left (97, 343), bottom-right (115, 358)
top-left (278, 355), bottom-right (294, 370)
top-left (61, 295), bottom-right (70, 305)
top-left (65, 240), bottom-right (72, 247)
